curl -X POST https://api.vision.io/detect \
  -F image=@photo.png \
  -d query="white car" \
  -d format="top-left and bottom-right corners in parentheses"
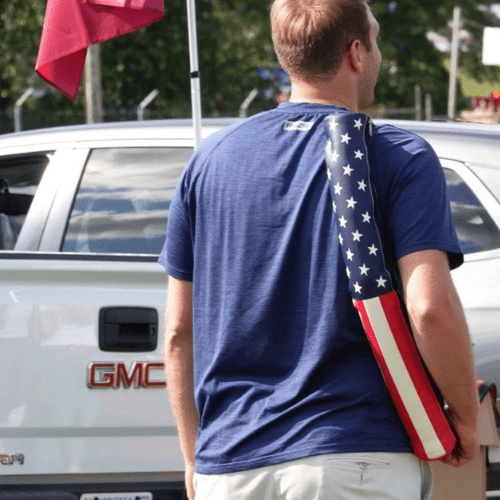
top-left (0, 118), bottom-right (499, 498)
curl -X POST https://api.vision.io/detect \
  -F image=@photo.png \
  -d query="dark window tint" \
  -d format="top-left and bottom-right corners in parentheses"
top-left (0, 153), bottom-right (52, 250)
top-left (444, 168), bottom-right (500, 254)
top-left (62, 147), bottom-right (192, 254)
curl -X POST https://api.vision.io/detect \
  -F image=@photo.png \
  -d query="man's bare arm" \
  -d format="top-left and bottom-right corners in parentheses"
top-left (164, 276), bottom-right (198, 499)
top-left (398, 249), bottom-right (480, 467)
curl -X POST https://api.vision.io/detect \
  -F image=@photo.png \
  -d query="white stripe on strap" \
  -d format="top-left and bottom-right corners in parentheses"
top-left (362, 296), bottom-right (447, 459)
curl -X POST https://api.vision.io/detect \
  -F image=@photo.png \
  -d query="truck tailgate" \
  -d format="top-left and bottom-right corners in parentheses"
top-left (0, 256), bottom-right (182, 476)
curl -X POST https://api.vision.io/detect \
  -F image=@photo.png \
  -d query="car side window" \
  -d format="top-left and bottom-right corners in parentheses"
top-left (62, 147), bottom-right (192, 255)
top-left (0, 153), bottom-right (51, 250)
top-left (444, 167), bottom-right (500, 254)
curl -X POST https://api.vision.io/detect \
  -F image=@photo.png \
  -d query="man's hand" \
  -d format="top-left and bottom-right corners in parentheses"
top-left (398, 250), bottom-right (480, 467)
top-left (185, 462), bottom-right (196, 500)
top-left (164, 277), bottom-right (199, 499)
top-left (440, 408), bottom-right (480, 467)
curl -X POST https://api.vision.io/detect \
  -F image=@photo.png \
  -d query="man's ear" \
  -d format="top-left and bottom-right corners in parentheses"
top-left (346, 39), bottom-right (363, 74)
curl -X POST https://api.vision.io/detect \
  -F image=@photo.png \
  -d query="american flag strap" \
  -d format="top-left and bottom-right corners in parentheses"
top-left (324, 112), bottom-right (456, 460)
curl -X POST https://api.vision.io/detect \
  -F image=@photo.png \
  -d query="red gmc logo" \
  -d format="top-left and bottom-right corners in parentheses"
top-left (87, 362), bottom-right (166, 389)
top-left (0, 454), bottom-right (24, 465)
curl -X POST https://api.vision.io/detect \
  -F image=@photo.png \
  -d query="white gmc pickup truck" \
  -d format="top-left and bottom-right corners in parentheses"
top-left (0, 119), bottom-right (235, 500)
top-left (1, 118), bottom-right (500, 499)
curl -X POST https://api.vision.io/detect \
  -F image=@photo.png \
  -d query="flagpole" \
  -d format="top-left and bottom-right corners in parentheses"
top-left (186, 0), bottom-right (202, 149)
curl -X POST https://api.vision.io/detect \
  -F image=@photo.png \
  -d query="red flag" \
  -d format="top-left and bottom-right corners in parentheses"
top-left (35, 0), bottom-right (164, 100)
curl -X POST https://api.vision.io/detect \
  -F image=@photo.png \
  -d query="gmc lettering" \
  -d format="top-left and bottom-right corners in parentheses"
top-left (87, 362), bottom-right (166, 389)
top-left (0, 454), bottom-right (24, 465)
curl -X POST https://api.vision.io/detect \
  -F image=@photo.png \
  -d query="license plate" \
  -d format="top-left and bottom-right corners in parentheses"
top-left (80, 493), bottom-right (152, 500)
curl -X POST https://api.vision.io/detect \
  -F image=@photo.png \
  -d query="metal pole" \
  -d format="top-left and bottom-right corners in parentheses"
top-left (425, 94), bottom-right (433, 121)
top-left (186, 0), bottom-right (202, 149)
top-left (137, 89), bottom-right (160, 121)
top-left (14, 87), bottom-right (34, 132)
top-left (239, 88), bottom-right (259, 118)
top-left (85, 44), bottom-right (104, 123)
top-left (448, 6), bottom-right (461, 121)
top-left (415, 85), bottom-right (422, 121)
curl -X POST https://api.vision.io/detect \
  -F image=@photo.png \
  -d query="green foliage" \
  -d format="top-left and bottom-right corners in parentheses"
top-left (0, 0), bottom-right (45, 106)
top-left (0, 0), bottom-right (499, 132)
top-left (372, 0), bottom-right (500, 115)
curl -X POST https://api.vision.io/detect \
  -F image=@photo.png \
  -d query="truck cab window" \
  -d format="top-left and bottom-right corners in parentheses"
top-left (0, 153), bottom-right (51, 250)
top-left (62, 147), bottom-right (192, 254)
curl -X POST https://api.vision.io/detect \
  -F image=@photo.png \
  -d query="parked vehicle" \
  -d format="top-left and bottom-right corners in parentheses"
top-left (0, 118), bottom-right (499, 499)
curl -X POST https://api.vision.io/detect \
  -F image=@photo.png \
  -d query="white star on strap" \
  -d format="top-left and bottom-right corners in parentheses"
top-left (352, 230), bottom-right (362, 241)
top-left (339, 233), bottom-right (344, 245)
top-left (327, 169), bottom-right (332, 181)
top-left (334, 182), bottom-right (343, 195)
top-left (346, 267), bottom-right (351, 278)
top-left (343, 164), bottom-right (353, 176)
top-left (341, 133), bottom-right (351, 144)
top-left (329, 149), bottom-right (340, 163)
top-left (328, 120), bottom-right (338, 132)
top-left (368, 244), bottom-right (378, 255)
top-left (339, 216), bottom-right (348, 228)
top-left (354, 150), bottom-right (364, 160)
top-left (376, 276), bottom-right (387, 288)
top-left (354, 119), bottom-right (363, 131)
top-left (354, 282), bottom-right (362, 294)
top-left (359, 264), bottom-right (370, 276)
top-left (358, 179), bottom-right (367, 191)
top-left (362, 212), bottom-right (371, 223)
top-left (346, 248), bottom-right (354, 261)
top-left (346, 196), bottom-right (357, 209)
top-left (332, 201), bottom-right (337, 213)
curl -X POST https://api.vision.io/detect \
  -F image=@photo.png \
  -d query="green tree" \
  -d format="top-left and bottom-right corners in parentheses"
top-left (372, 0), bottom-right (500, 116)
top-left (1, 0), bottom-right (499, 132)
top-left (99, 0), bottom-right (273, 118)
top-left (0, 0), bottom-right (47, 131)
top-left (0, 0), bottom-right (275, 129)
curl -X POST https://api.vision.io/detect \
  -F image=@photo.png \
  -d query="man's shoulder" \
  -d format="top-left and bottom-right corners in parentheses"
top-left (197, 109), bottom-right (280, 154)
top-left (369, 123), bottom-right (439, 172)
top-left (373, 123), bottom-right (424, 142)
top-left (371, 122), bottom-right (430, 149)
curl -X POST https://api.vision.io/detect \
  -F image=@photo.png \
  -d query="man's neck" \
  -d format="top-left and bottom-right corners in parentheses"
top-left (288, 96), bottom-right (353, 111)
top-left (288, 74), bottom-right (358, 111)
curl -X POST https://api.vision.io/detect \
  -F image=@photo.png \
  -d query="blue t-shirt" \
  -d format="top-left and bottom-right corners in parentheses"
top-left (159, 103), bottom-right (463, 474)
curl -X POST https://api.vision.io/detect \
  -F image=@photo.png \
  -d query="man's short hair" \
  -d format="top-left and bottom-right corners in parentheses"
top-left (271, 0), bottom-right (372, 82)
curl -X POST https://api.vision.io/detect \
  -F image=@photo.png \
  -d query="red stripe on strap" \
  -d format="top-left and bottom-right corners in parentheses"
top-left (378, 292), bottom-right (455, 448)
top-left (355, 297), bottom-right (427, 458)
top-left (354, 292), bottom-right (456, 460)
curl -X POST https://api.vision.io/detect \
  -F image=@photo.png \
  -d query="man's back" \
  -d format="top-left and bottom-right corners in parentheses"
top-left (162, 103), bottom-right (418, 474)
top-left (163, 1), bottom-right (480, 496)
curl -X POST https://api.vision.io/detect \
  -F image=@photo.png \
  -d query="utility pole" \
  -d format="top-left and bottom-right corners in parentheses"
top-left (415, 85), bottom-right (422, 121)
top-left (85, 44), bottom-right (104, 123)
top-left (425, 93), bottom-right (433, 121)
top-left (448, 6), bottom-right (461, 121)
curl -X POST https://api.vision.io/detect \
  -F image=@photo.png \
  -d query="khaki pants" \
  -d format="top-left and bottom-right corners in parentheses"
top-left (194, 452), bottom-right (433, 500)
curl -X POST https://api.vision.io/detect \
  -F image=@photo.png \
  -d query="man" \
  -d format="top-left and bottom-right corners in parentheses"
top-left (160, 0), bottom-right (480, 498)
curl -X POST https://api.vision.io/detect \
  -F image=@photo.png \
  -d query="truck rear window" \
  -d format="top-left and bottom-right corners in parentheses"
top-left (0, 152), bottom-right (52, 250)
top-left (62, 147), bottom-right (192, 255)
